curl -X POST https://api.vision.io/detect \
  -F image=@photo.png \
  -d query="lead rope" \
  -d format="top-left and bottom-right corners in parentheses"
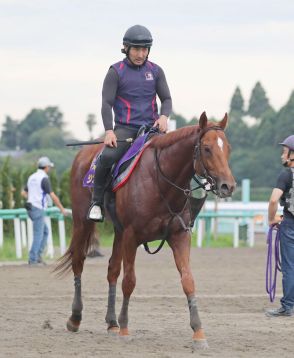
top-left (266, 225), bottom-right (281, 302)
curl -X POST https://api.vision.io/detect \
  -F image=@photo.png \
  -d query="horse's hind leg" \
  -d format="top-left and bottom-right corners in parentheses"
top-left (67, 222), bottom-right (94, 332)
top-left (168, 232), bottom-right (208, 349)
top-left (105, 229), bottom-right (123, 334)
top-left (118, 229), bottom-right (137, 336)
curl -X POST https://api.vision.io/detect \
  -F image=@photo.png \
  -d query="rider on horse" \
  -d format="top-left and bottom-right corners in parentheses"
top-left (88, 24), bottom-right (172, 221)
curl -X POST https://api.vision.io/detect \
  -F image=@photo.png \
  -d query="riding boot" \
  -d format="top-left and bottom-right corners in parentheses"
top-left (88, 158), bottom-right (110, 222)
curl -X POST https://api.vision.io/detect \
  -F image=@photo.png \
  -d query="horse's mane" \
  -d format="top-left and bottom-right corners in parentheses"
top-left (149, 121), bottom-right (221, 149)
top-left (149, 125), bottom-right (199, 149)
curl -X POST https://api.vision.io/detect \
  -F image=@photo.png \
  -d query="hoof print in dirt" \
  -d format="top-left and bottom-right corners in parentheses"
top-left (42, 320), bottom-right (53, 330)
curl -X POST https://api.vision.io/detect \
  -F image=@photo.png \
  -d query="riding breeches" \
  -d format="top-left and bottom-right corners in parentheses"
top-left (92, 126), bottom-right (139, 205)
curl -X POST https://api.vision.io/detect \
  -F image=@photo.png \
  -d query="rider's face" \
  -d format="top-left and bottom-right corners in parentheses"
top-left (281, 146), bottom-right (290, 166)
top-left (127, 46), bottom-right (149, 65)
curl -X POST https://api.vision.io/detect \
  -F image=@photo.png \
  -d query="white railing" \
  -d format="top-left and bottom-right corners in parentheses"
top-left (0, 207), bottom-right (69, 259)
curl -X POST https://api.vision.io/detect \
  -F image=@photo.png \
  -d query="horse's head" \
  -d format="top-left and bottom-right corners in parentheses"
top-left (194, 112), bottom-right (236, 198)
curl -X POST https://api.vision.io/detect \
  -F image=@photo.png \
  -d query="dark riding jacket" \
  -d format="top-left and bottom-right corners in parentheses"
top-left (101, 58), bottom-right (172, 131)
top-left (112, 59), bottom-right (159, 128)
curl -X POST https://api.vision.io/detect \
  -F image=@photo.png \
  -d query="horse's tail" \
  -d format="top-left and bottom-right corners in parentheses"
top-left (53, 224), bottom-right (96, 276)
top-left (53, 145), bottom-right (100, 276)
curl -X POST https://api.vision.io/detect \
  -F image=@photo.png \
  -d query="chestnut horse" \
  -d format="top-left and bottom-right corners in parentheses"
top-left (56, 112), bottom-right (235, 349)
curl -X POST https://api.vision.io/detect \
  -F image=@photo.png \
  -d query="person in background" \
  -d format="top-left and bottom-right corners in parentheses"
top-left (22, 156), bottom-right (68, 266)
top-left (87, 24), bottom-right (172, 222)
top-left (266, 135), bottom-right (294, 316)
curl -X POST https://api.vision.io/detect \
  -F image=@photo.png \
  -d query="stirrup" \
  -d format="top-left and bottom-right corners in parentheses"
top-left (87, 203), bottom-right (104, 222)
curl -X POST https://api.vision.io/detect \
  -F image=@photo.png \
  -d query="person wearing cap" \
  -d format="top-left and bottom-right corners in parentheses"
top-left (22, 156), bottom-right (68, 266)
top-left (88, 24), bottom-right (172, 221)
top-left (266, 135), bottom-right (294, 316)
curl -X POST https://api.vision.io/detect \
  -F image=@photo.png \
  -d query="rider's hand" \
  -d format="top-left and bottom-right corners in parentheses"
top-left (153, 115), bottom-right (168, 133)
top-left (104, 130), bottom-right (117, 147)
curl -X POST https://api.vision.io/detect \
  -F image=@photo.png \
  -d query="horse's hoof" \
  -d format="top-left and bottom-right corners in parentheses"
top-left (192, 339), bottom-right (209, 350)
top-left (66, 318), bottom-right (80, 332)
top-left (119, 327), bottom-right (129, 336)
top-left (107, 326), bottom-right (119, 336)
top-left (192, 329), bottom-right (208, 350)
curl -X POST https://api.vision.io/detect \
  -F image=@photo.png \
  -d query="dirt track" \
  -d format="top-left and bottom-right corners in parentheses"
top-left (1, 244), bottom-right (293, 358)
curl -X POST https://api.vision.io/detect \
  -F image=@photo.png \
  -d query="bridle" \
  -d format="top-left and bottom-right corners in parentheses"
top-left (193, 126), bottom-right (225, 196)
top-left (155, 125), bottom-right (225, 197)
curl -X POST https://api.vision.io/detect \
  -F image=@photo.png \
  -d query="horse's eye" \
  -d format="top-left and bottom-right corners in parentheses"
top-left (203, 147), bottom-right (211, 155)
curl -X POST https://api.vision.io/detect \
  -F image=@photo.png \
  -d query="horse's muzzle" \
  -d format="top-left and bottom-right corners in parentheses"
top-left (217, 180), bottom-right (236, 198)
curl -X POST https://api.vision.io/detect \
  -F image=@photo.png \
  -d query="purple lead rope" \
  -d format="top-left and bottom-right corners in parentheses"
top-left (266, 225), bottom-right (281, 302)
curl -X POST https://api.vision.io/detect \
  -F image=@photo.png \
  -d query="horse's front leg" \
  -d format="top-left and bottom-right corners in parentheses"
top-left (118, 230), bottom-right (137, 336)
top-left (168, 232), bottom-right (208, 350)
top-left (105, 229), bottom-right (123, 334)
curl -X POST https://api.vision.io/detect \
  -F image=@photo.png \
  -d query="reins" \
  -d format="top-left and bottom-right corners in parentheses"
top-left (266, 225), bottom-right (281, 302)
top-left (143, 125), bottom-right (224, 255)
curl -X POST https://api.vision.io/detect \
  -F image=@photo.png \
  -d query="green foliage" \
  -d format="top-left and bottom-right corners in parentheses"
top-left (3, 106), bottom-right (70, 152)
top-left (247, 82), bottom-right (273, 118)
top-left (1, 157), bottom-right (12, 209)
top-left (26, 127), bottom-right (66, 151)
top-left (11, 169), bottom-right (23, 208)
top-left (59, 169), bottom-right (71, 207)
top-left (49, 169), bottom-right (58, 194)
top-left (230, 86), bottom-right (245, 117)
top-left (272, 91), bottom-right (294, 144)
top-left (171, 111), bottom-right (188, 128)
top-left (1, 116), bottom-right (19, 149)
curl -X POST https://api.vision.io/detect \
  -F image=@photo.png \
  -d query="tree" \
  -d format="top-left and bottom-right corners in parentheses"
top-left (59, 169), bottom-right (71, 207)
top-left (272, 91), bottom-right (294, 144)
top-left (12, 169), bottom-right (23, 208)
top-left (44, 106), bottom-right (64, 129)
top-left (1, 116), bottom-right (19, 149)
top-left (26, 127), bottom-right (66, 151)
top-left (170, 111), bottom-right (188, 128)
top-left (1, 157), bottom-right (12, 209)
top-left (247, 82), bottom-right (273, 118)
top-left (86, 114), bottom-right (97, 140)
top-left (18, 109), bottom-right (48, 149)
top-left (229, 86), bottom-right (245, 119)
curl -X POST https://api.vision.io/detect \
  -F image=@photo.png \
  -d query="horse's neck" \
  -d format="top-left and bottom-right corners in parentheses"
top-left (157, 134), bottom-right (196, 188)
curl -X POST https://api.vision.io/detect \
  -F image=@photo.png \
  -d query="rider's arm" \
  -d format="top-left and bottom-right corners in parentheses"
top-left (101, 67), bottom-right (119, 131)
top-left (156, 66), bottom-right (172, 118)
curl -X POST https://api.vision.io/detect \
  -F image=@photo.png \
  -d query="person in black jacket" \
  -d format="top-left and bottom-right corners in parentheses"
top-left (267, 135), bottom-right (294, 316)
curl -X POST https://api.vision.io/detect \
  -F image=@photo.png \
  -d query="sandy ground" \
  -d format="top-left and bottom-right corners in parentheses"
top-left (0, 242), bottom-right (293, 358)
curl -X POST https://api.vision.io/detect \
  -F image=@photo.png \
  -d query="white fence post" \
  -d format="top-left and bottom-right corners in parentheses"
top-left (27, 218), bottom-right (33, 250)
top-left (58, 218), bottom-right (66, 255)
top-left (233, 218), bottom-right (240, 248)
top-left (21, 220), bottom-right (27, 248)
top-left (248, 218), bottom-right (255, 247)
top-left (0, 218), bottom-right (3, 248)
top-left (14, 218), bottom-right (22, 259)
top-left (197, 219), bottom-right (204, 248)
top-left (45, 217), bottom-right (54, 259)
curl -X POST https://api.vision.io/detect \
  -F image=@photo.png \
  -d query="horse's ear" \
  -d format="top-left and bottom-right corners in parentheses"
top-left (219, 113), bottom-right (228, 130)
top-left (199, 111), bottom-right (208, 129)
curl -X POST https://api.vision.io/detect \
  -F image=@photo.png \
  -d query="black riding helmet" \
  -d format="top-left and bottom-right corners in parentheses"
top-left (121, 25), bottom-right (153, 56)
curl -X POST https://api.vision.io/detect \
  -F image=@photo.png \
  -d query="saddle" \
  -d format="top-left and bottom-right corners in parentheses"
top-left (83, 127), bottom-right (158, 190)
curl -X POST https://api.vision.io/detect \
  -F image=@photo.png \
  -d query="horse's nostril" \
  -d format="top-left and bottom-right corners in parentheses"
top-left (220, 183), bottom-right (230, 193)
